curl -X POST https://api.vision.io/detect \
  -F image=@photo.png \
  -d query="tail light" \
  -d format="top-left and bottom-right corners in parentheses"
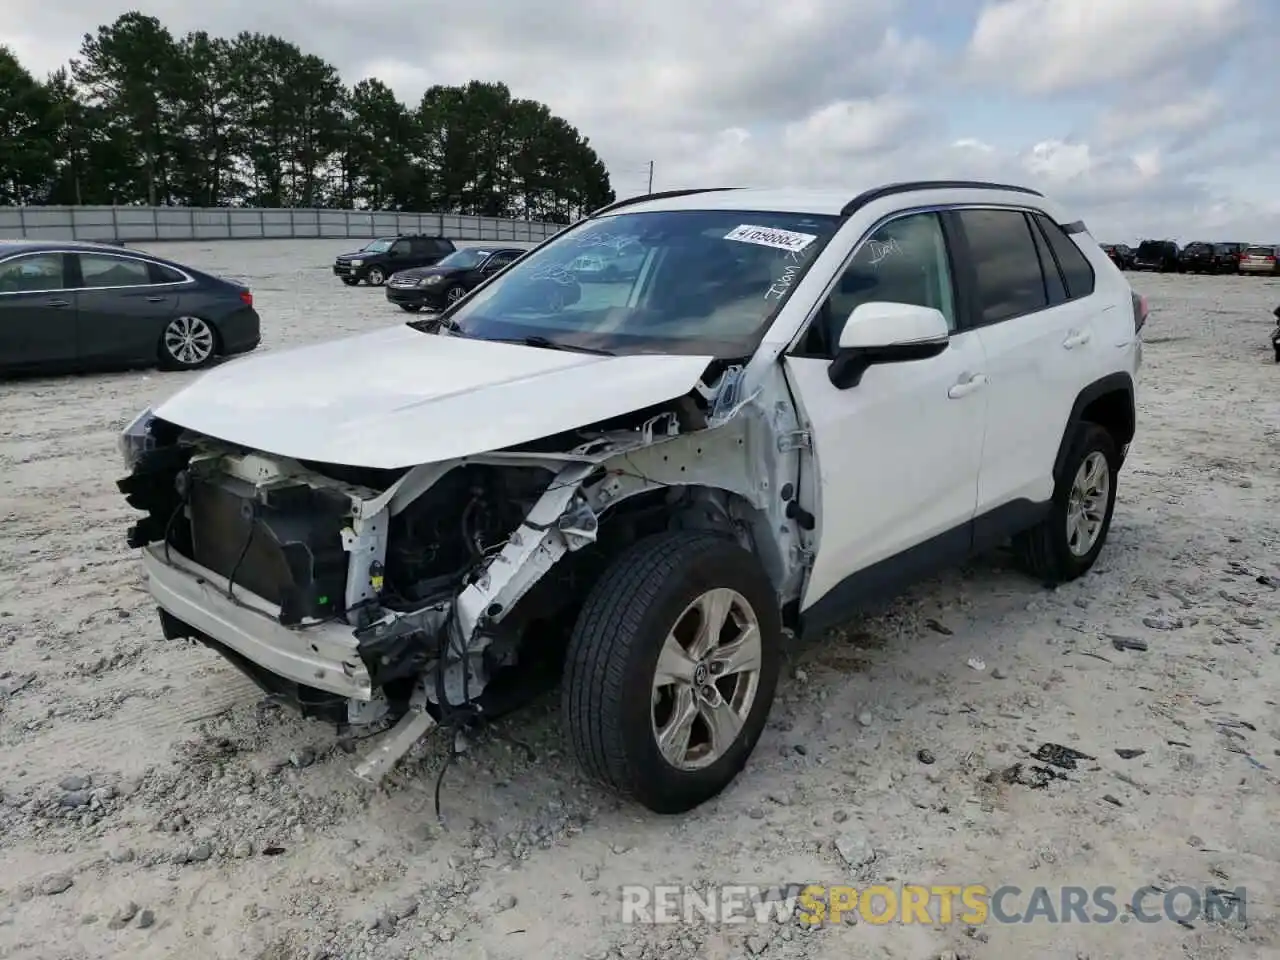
top-left (239, 290), bottom-right (253, 307)
top-left (1131, 290), bottom-right (1148, 334)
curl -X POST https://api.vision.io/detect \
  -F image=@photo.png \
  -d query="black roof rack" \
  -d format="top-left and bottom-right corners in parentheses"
top-left (840, 180), bottom-right (1044, 217)
top-left (588, 187), bottom-right (743, 218)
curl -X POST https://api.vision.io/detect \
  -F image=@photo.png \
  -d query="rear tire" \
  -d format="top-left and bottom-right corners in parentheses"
top-left (562, 531), bottom-right (782, 814)
top-left (1013, 423), bottom-right (1119, 584)
top-left (158, 315), bottom-right (218, 370)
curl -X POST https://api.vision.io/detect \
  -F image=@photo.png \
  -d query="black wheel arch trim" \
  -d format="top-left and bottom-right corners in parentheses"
top-left (1052, 371), bottom-right (1135, 485)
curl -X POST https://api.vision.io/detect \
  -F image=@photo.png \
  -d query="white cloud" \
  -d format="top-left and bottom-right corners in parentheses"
top-left (1, 0), bottom-right (1279, 240)
top-left (964, 0), bottom-right (1248, 95)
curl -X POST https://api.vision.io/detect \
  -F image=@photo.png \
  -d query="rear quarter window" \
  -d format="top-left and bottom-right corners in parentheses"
top-left (148, 262), bottom-right (187, 284)
top-left (1033, 213), bottom-right (1096, 299)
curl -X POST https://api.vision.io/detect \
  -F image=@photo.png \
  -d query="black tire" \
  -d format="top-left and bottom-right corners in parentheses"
top-left (365, 266), bottom-right (386, 286)
top-left (1013, 422), bottom-right (1119, 584)
top-left (1273, 343), bottom-right (1279, 363)
top-left (399, 303), bottom-right (422, 313)
top-left (342, 278), bottom-right (359, 286)
top-left (562, 531), bottom-right (782, 814)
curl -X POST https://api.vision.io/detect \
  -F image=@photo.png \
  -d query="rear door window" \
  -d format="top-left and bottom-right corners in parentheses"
top-left (78, 254), bottom-right (152, 288)
top-left (955, 208), bottom-right (1049, 325)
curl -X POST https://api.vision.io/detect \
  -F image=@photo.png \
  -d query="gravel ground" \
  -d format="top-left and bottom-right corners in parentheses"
top-left (1, 242), bottom-right (1279, 960)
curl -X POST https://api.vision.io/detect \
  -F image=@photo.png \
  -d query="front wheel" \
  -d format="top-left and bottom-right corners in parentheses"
top-left (444, 285), bottom-right (466, 305)
top-left (1013, 423), bottom-right (1119, 583)
top-left (562, 531), bottom-right (782, 814)
top-left (159, 315), bottom-right (217, 370)
top-left (365, 266), bottom-right (386, 286)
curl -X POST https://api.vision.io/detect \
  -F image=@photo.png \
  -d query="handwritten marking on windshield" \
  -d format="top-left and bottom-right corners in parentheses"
top-left (725, 224), bottom-right (817, 253)
top-left (572, 232), bottom-right (641, 254)
top-left (528, 264), bottom-right (578, 285)
top-left (764, 247), bottom-right (815, 301)
top-left (866, 237), bottom-right (902, 266)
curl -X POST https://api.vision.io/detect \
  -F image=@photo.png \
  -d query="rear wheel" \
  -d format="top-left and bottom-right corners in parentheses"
top-left (562, 531), bottom-right (782, 814)
top-left (1013, 423), bottom-right (1119, 584)
top-left (159, 315), bottom-right (217, 370)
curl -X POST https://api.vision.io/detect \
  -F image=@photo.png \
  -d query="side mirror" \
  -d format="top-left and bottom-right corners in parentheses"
top-left (828, 301), bottom-right (950, 390)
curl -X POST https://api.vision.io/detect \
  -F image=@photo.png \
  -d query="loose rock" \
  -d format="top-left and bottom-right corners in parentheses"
top-left (39, 873), bottom-right (73, 896)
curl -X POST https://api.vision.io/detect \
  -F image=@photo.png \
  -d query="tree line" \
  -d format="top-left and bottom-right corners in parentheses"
top-left (0, 12), bottom-right (614, 222)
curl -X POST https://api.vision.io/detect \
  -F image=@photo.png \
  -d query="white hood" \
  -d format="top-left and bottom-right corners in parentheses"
top-left (153, 325), bottom-right (715, 469)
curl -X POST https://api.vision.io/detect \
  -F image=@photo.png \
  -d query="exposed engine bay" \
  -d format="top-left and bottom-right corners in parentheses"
top-left (116, 360), bottom-right (814, 782)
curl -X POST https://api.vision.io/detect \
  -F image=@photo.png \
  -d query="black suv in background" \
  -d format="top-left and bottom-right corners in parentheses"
top-left (333, 235), bottom-right (456, 286)
top-left (1132, 240), bottom-right (1181, 273)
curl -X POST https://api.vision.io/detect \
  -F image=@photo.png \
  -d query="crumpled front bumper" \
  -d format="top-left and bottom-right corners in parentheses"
top-left (142, 543), bottom-right (372, 702)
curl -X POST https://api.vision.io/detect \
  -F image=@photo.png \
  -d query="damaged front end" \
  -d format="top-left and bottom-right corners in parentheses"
top-left (116, 359), bottom-right (812, 781)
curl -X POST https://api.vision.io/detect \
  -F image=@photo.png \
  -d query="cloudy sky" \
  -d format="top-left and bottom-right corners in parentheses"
top-left (4, 0), bottom-right (1277, 242)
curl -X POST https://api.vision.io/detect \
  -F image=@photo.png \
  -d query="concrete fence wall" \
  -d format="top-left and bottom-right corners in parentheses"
top-left (0, 206), bottom-right (566, 244)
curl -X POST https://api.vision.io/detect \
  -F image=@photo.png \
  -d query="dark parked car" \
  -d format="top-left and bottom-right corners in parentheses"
top-left (1213, 242), bottom-right (1246, 273)
top-left (1100, 243), bottom-right (1134, 269)
top-left (1178, 241), bottom-right (1218, 273)
top-left (333, 235), bottom-right (456, 287)
top-left (384, 246), bottom-right (525, 311)
top-left (0, 240), bottom-right (259, 375)
top-left (1132, 240), bottom-right (1181, 273)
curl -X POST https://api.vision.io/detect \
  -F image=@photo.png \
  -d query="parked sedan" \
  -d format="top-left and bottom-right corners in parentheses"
top-left (1239, 245), bottom-right (1279, 276)
top-left (384, 246), bottom-right (525, 312)
top-left (0, 240), bottom-right (259, 375)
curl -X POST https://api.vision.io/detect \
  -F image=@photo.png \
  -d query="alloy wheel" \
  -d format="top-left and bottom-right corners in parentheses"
top-left (1067, 451), bottom-right (1110, 557)
top-left (164, 316), bottom-right (215, 367)
top-left (651, 588), bottom-right (762, 771)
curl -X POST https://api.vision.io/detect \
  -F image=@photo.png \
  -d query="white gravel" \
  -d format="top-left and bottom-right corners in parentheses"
top-left (1, 242), bottom-right (1279, 960)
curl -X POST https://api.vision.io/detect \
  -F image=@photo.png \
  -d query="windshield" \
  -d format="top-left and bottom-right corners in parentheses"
top-left (423, 209), bottom-right (842, 357)
top-left (362, 238), bottom-right (394, 253)
top-left (437, 248), bottom-right (492, 270)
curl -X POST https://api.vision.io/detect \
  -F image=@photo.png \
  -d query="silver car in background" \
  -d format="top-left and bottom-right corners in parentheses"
top-left (1238, 244), bottom-right (1279, 276)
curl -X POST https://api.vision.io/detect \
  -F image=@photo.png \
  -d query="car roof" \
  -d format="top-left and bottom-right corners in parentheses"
top-left (592, 181), bottom-right (1059, 219)
top-left (0, 238), bottom-right (149, 258)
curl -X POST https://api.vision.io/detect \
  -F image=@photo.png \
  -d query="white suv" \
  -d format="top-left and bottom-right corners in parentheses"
top-left (117, 181), bottom-right (1144, 813)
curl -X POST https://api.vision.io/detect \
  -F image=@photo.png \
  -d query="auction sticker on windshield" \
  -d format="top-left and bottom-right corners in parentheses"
top-left (724, 224), bottom-right (817, 253)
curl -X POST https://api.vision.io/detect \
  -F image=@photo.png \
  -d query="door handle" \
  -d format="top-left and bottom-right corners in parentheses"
top-left (45, 298), bottom-right (70, 308)
top-left (146, 296), bottom-right (166, 303)
top-left (947, 373), bottom-right (988, 399)
top-left (1063, 330), bottom-right (1091, 349)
